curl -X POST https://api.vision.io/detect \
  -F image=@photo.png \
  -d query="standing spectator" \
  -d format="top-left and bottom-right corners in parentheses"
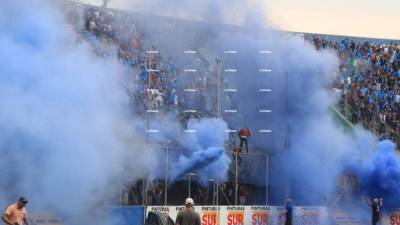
top-left (226, 182), bottom-right (234, 205)
top-left (365, 197), bottom-right (383, 225)
top-left (156, 91), bottom-right (164, 108)
top-left (197, 188), bottom-right (208, 205)
top-left (239, 127), bottom-right (251, 153)
top-left (285, 198), bottom-right (293, 225)
top-left (239, 185), bottom-right (248, 205)
top-left (2, 197), bottom-right (30, 225)
top-left (151, 188), bottom-right (161, 205)
top-left (175, 198), bottom-right (201, 225)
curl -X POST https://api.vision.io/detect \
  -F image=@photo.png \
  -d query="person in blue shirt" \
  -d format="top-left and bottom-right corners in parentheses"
top-left (285, 198), bottom-right (293, 225)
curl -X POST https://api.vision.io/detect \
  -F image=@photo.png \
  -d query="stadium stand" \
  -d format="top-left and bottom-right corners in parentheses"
top-left (310, 36), bottom-right (400, 144)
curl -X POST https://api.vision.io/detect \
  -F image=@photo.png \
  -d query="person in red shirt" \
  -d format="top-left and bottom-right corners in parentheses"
top-left (239, 127), bottom-right (251, 153)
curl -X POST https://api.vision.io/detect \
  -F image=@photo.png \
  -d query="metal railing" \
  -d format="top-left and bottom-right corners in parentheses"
top-left (117, 145), bottom-right (270, 206)
top-left (338, 94), bottom-right (400, 145)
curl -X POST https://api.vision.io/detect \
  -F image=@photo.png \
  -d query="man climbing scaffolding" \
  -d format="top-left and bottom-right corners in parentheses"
top-left (239, 127), bottom-right (251, 153)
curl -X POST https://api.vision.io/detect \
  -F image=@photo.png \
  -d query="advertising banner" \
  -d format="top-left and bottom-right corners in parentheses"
top-left (146, 206), bottom-right (326, 225)
top-left (200, 206), bottom-right (221, 225)
top-left (249, 206), bottom-right (270, 225)
top-left (225, 206), bottom-right (245, 225)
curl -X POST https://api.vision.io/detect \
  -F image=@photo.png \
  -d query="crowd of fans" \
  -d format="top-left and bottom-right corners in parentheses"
top-left (311, 36), bottom-right (400, 144)
top-left (66, 3), bottom-right (217, 125)
top-left (80, 6), bottom-right (177, 112)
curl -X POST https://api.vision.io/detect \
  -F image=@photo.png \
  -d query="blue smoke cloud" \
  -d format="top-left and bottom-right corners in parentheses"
top-left (169, 147), bottom-right (225, 183)
top-left (0, 0), bottom-right (160, 224)
top-left (0, 2), bottom-right (233, 221)
top-left (169, 118), bottom-right (231, 184)
top-left (355, 140), bottom-right (400, 209)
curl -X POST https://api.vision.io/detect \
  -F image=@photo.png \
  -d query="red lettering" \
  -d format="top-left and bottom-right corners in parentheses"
top-left (390, 215), bottom-right (400, 225)
top-left (202, 215), bottom-right (208, 225)
top-left (228, 215), bottom-right (233, 225)
top-left (238, 214), bottom-right (243, 224)
top-left (202, 214), bottom-right (217, 225)
top-left (252, 214), bottom-right (268, 225)
top-left (211, 214), bottom-right (217, 224)
top-left (227, 213), bottom-right (244, 225)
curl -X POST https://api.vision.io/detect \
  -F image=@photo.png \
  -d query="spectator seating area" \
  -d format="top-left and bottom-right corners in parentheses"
top-left (68, 3), bottom-right (216, 124)
top-left (311, 36), bottom-right (400, 143)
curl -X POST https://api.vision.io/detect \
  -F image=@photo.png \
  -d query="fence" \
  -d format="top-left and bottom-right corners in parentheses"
top-left (117, 145), bottom-right (270, 207)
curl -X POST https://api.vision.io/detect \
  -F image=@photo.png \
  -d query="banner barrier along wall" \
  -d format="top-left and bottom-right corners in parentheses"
top-left (389, 211), bottom-right (400, 225)
top-left (249, 206), bottom-right (270, 225)
top-left (147, 206), bottom-right (171, 214)
top-left (327, 210), bottom-right (400, 225)
top-left (382, 210), bottom-right (400, 225)
top-left (226, 206), bottom-right (245, 225)
top-left (297, 207), bottom-right (327, 225)
top-left (369, 210), bottom-right (400, 225)
top-left (200, 206), bottom-right (221, 225)
top-left (146, 206), bottom-right (328, 225)
top-left (269, 206), bottom-right (285, 225)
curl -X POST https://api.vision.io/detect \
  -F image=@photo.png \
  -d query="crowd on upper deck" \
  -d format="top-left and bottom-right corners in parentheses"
top-left (311, 36), bottom-right (400, 142)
